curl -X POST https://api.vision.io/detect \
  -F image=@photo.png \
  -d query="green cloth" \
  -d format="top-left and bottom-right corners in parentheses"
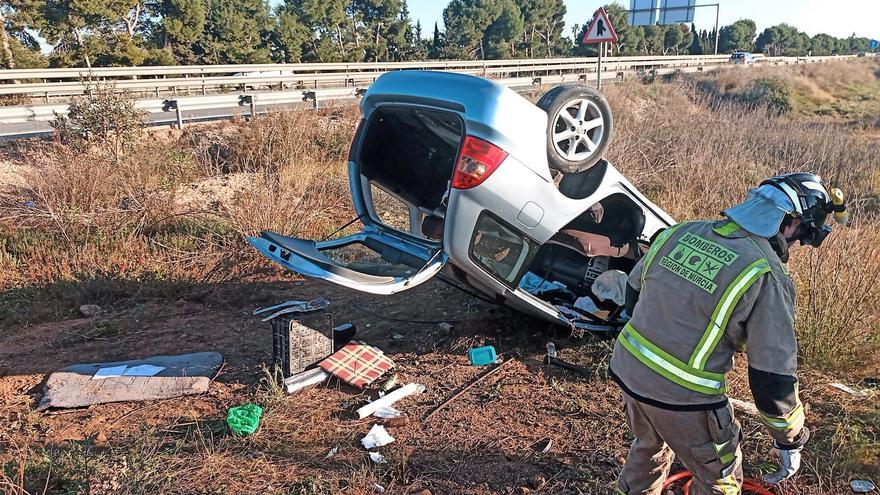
top-left (227, 404), bottom-right (263, 436)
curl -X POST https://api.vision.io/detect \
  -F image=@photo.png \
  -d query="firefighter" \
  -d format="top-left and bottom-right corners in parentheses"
top-left (611, 173), bottom-right (848, 494)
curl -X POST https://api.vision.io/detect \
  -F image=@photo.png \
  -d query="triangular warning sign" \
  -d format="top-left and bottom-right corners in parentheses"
top-left (582, 7), bottom-right (618, 44)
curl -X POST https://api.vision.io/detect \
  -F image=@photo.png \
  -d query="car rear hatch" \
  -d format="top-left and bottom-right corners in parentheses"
top-left (249, 225), bottom-right (446, 295)
top-left (249, 76), bottom-right (469, 295)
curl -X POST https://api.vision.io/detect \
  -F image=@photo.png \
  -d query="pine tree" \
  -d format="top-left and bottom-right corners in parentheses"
top-left (688, 22), bottom-right (701, 54)
top-left (288, 0), bottom-right (351, 62)
top-left (41, 0), bottom-right (152, 67)
top-left (442, 0), bottom-right (503, 60)
top-left (519, 0), bottom-right (566, 58)
top-left (429, 21), bottom-right (443, 59)
top-left (273, 5), bottom-right (308, 62)
top-left (0, 0), bottom-right (45, 68)
top-left (197, 0), bottom-right (272, 64)
top-left (153, 0), bottom-right (206, 62)
top-left (483, 0), bottom-right (523, 59)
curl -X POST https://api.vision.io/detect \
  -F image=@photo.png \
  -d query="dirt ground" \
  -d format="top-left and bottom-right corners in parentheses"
top-left (1, 270), bottom-right (876, 495)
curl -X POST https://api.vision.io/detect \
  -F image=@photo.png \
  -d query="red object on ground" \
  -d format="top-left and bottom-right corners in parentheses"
top-left (319, 341), bottom-right (394, 389)
top-left (662, 471), bottom-right (775, 495)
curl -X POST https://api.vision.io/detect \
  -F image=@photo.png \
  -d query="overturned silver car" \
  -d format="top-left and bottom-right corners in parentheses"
top-left (249, 71), bottom-right (674, 332)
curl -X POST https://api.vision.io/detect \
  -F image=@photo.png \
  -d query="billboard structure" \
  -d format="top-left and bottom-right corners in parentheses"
top-left (629, 0), bottom-right (697, 26)
top-left (627, 0), bottom-right (719, 54)
top-left (629, 0), bottom-right (658, 26)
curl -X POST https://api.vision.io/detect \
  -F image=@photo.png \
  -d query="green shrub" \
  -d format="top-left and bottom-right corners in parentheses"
top-left (50, 83), bottom-right (146, 161)
top-left (748, 77), bottom-right (793, 114)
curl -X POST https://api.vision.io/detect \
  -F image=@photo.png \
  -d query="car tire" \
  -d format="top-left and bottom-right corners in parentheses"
top-left (537, 85), bottom-right (613, 174)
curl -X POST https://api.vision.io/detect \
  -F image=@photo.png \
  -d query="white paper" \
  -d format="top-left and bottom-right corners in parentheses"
top-left (373, 406), bottom-right (401, 419)
top-left (122, 364), bottom-right (165, 377)
top-left (361, 424), bottom-right (395, 449)
top-left (369, 452), bottom-right (387, 464)
top-left (355, 383), bottom-right (426, 419)
top-left (92, 365), bottom-right (128, 380)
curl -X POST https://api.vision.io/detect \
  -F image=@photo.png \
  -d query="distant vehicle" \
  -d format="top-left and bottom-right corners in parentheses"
top-left (728, 52), bottom-right (755, 64)
top-left (857, 52), bottom-right (867, 57)
top-left (249, 71), bottom-right (674, 333)
top-left (232, 70), bottom-right (297, 89)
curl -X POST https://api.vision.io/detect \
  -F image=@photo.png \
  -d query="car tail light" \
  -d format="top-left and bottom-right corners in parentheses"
top-left (452, 136), bottom-right (508, 190)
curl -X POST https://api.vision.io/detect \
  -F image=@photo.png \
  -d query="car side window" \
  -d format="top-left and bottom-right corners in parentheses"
top-left (469, 212), bottom-right (536, 287)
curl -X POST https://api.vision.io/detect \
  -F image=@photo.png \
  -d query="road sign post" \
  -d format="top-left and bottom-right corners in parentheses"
top-left (582, 7), bottom-right (619, 91)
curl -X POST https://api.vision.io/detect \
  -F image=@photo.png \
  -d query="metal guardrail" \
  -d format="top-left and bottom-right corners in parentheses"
top-left (0, 53), bottom-right (856, 139)
top-left (0, 54), bottom-right (779, 99)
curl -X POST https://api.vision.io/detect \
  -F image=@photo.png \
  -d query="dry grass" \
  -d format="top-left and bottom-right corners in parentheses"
top-left (0, 109), bottom-right (357, 325)
top-left (694, 58), bottom-right (880, 121)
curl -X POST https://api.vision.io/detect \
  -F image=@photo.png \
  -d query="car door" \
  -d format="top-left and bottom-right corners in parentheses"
top-left (249, 223), bottom-right (447, 295)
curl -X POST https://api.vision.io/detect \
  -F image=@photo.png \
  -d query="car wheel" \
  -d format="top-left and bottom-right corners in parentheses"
top-left (537, 85), bottom-right (613, 174)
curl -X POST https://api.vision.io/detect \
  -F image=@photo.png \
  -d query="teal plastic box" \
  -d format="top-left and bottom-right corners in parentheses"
top-left (468, 346), bottom-right (497, 366)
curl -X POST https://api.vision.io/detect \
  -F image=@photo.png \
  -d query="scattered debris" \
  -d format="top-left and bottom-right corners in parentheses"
top-left (851, 480), bottom-right (876, 493)
top-left (227, 404), bottom-right (263, 437)
top-left (320, 341), bottom-right (395, 389)
top-left (829, 382), bottom-right (869, 397)
top-left (412, 490), bottom-right (432, 495)
top-left (92, 364), bottom-right (166, 380)
top-left (357, 383), bottom-right (426, 419)
top-left (79, 304), bottom-right (102, 317)
top-left (543, 355), bottom-right (590, 377)
top-left (468, 345), bottom-right (497, 366)
top-left (333, 323), bottom-right (357, 350)
top-left (37, 352), bottom-right (223, 410)
top-left (373, 484), bottom-right (386, 493)
top-left (424, 359), bottom-right (515, 421)
top-left (369, 452), bottom-right (387, 464)
top-left (438, 322), bottom-right (454, 335)
top-left (361, 424), bottom-right (395, 449)
top-left (284, 368), bottom-right (330, 395)
top-left (92, 365), bottom-right (127, 380)
top-left (271, 306), bottom-right (333, 377)
top-left (373, 406), bottom-right (401, 419)
top-left (729, 398), bottom-right (759, 416)
top-left (380, 374), bottom-right (398, 392)
top-left (254, 297), bottom-right (329, 322)
top-left (325, 446), bottom-right (339, 459)
top-left (862, 378), bottom-right (879, 388)
top-left (392, 333), bottom-right (405, 340)
top-left (517, 487), bottom-right (530, 494)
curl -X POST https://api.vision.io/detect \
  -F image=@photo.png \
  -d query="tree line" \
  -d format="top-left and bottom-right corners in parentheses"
top-left (0, 0), bottom-right (874, 69)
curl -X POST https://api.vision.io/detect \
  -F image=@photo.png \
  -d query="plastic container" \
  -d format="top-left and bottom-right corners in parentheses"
top-left (468, 345), bottom-right (498, 366)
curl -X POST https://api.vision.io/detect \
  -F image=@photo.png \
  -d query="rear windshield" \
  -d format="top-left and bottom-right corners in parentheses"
top-left (360, 106), bottom-right (463, 211)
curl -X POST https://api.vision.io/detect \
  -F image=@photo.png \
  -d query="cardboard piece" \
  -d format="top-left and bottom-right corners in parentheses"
top-left (38, 352), bottom-right (223, 410)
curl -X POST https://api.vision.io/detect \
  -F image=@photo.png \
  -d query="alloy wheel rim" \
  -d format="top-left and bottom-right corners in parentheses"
top-left (551, 98), bottom-right (604, 162)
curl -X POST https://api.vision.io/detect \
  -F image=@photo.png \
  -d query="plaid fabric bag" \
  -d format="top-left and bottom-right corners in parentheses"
top-left (319, 341), bottom-right (394, 388)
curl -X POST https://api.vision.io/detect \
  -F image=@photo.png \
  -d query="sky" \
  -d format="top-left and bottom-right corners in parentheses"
top-left (407, 0), bottom-right (880, 41)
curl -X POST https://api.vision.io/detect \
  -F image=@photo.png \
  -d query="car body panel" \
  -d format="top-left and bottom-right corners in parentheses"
top-left (248, 225), bottom-right (447, 295)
